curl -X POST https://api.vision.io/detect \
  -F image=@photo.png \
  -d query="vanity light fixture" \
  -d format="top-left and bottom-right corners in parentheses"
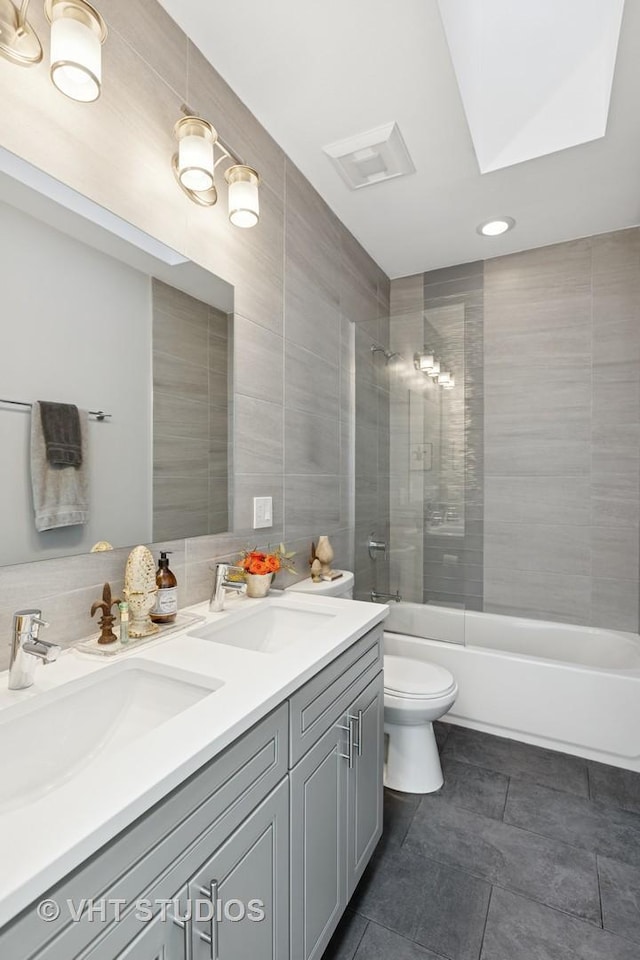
top-left (437, 371), bottom-right (452, 385)
top-left (443, 377), bottom-right (455, 390)
top-left (429, 360), bottom-right (441, 377)
top-left (477, 217), bottom-right (515, 237)
top-left (172, 111), bottom-right (261, 227)
top-left (45, 0), bottom-right (107, 102)
top-left (0, 0), bottom-right (107, 101)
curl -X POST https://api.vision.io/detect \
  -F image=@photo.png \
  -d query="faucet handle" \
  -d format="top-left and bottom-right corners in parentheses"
top-left (31, 617), bottom-right (49, 630)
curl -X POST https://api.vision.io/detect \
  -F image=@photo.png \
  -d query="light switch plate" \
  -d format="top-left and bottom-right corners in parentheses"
top-left (253, 496), bottom-right (273, 529)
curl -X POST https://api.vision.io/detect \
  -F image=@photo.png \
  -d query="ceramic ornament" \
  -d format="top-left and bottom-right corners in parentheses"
top-left (124, 545), bottom-right (159, 637)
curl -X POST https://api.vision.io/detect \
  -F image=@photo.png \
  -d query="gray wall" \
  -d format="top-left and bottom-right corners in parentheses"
top-left (152, 281), bottom-right (229, 541)
top-left (0, 199), bottom-right (152, 565)
top-left (389, 228), bottom-right (640, 632)
top-left (484, 229), bottom-right (640, 630)
top-left (0, 0), bottom-right (389, 667)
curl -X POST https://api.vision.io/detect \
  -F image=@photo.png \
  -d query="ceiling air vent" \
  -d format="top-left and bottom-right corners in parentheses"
top-left (323, 122), bottom-right (415, 190)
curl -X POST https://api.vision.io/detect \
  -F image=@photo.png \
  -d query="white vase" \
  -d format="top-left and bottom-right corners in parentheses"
top-left (245, 573), bottom-right (273, 598)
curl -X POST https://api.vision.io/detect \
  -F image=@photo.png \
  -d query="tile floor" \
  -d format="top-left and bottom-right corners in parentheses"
top-left (322, 722), bottom-right (640, 960)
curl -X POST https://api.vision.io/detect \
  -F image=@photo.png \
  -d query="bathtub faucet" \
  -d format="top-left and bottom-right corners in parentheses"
top-left (371, 589), bottom-right (402, 604)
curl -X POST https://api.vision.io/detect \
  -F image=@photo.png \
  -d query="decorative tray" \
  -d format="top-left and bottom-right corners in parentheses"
top-left (76, 610), bottom-right (206, 657)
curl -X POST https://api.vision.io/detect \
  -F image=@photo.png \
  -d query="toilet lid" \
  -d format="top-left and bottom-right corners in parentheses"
top-left (384, 655), bottom-right (456, 699)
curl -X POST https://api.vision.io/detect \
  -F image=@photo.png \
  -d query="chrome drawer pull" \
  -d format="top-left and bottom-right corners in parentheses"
top-left (337, 719), bottom-right (354, 768)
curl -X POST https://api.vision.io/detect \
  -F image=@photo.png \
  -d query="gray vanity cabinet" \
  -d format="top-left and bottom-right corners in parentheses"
top-left (290, 627), bottom-right (384, 960)
top-left (189, 779), bottom-right (289, 960)
top-left (290, 720), bottom-right (349, 960)
top-left (346, 672), bottom-right (384, 895)
top-left (109, 888), bottom-right (189, 960)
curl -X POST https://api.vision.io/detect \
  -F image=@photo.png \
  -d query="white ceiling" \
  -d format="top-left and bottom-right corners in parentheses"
top-left (158, 0), bottom-right (640, 279)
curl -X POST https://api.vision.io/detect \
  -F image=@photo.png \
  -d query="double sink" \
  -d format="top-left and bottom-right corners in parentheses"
top-left (0, 599), bottom-right (338, 813)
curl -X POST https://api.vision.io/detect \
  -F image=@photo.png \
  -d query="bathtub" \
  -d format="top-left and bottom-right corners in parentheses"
top-left (384, 602), bottom-right (640, 772)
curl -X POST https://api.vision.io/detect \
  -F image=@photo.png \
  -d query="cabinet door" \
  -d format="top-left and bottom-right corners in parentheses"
top-left (290, 718), bottom-right (350, 960)
top-left (347, 671), bottom-right (384, 896)
top-left (189, 779), bottom-right (289, 960)
top-left (88, 886), bottom-right (189, 960)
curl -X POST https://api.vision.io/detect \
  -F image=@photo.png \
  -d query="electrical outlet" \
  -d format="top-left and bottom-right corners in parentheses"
top-left (253, 496), bottom-right (273, 529)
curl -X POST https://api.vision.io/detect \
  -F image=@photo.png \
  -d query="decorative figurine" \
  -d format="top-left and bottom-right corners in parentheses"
top-left (90, 582), bottom-right (122, 644)
top-left (310, 557), bottom-right (323, 582)
top-left (124, 545), bottom-right (159, 638)
top-left (315, 535), bottom-right (342, 581)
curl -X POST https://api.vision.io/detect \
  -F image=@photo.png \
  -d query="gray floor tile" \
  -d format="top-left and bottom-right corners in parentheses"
top-left (504, 779), bottom-right (640, 869)
top-left (442, 726), bottom-right (588, 797)
top-left (322, 911), bottom-right (369, 960)
top-left (352, 845), bottom-right (490, 960)
top-left (379, 789), bottom-right (421, 853)
top-left (404, 796), bottom-right (600, 922)
top-left (436, 758), bottom-right (509, 821)
top-left (481, 886), bottom-right (639, 960)
top-left (354, 921), bottom-right (446, 960)
top-left (435, 721), bottom-right (451, 750)
top-left (598, 855), bottom-right (640, 945)
top-left (589, 761), bottom-right (640, 816)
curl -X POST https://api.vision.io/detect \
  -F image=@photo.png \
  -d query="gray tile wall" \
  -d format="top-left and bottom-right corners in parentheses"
top-left (484, 229), bottom-right (640, 629)
top-left (0, 0), bottom-right (389, 668)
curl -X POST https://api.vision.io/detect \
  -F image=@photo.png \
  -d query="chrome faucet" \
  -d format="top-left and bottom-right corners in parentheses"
top-left (210, 564), bottom-right (247, 612)
top-left (8, 609), bottom-right (61, 690)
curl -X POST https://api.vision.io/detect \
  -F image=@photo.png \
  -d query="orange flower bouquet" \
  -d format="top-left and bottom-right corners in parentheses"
top-left (239, 544), bottom-right (296, 597)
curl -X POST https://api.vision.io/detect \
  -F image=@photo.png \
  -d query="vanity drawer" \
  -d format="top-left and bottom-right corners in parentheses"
top-left (1, 704), bottom-right (288, 960)
top-left (289, 625), bottom-right (382, 766)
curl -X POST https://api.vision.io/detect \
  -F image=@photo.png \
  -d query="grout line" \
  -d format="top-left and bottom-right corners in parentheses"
top-left (350, 916), bottom-right (370, 960)
top-left (477, 885), bottom-right (494, 960)
top-left (501, 778), bottom-right (510, 821)
top-left (595, 854), bottom-right (605, 930)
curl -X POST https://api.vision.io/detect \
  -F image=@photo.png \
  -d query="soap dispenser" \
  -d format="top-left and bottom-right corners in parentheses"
top-left (150, 551), bottom-right (178, 624)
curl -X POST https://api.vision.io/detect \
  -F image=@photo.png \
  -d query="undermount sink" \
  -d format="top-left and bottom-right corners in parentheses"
top-left (0, 660), bottom-right (222, 813)
top-left (188, 600), bottom-right (338, 653)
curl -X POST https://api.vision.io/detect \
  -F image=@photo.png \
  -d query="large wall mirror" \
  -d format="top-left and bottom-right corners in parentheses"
top-left (0, 148), bottom-right (234, 566)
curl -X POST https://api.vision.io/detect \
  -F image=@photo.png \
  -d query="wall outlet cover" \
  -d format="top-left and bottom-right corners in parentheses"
top-left (253, 496), bottom-right (273, 529)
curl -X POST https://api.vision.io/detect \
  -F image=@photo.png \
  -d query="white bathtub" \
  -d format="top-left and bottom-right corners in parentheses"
top-left (384, 602), bottom-right (640, 772)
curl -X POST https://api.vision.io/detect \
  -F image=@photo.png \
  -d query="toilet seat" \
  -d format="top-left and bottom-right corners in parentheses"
top-left (384, 655), bottom-right (456, 700)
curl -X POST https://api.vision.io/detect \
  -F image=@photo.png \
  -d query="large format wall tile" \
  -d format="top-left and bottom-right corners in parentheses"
top-left (0, 0), bottom-right (386, 637)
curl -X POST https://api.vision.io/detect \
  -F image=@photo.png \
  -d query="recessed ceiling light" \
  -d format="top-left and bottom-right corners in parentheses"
top-left (477, 217), bottom-right (515, 237)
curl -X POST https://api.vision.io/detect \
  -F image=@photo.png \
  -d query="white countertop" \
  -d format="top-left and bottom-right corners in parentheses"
top-left (0, 592), bottom-right (387, 928)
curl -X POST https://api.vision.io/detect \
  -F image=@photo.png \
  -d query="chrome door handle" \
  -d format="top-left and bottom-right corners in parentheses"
top-left (171, 907), bottom-right (193, 960)
top-left (195, 881), bottom-right (219, 959)
top-left (349, 710), bottom-right (363, 757)
top-left (337, 719), bottom-right (354, 768)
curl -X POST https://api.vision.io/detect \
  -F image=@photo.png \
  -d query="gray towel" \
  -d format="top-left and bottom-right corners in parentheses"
top-left (31, 401), bottom-right (89, 532)
top-left (39, 400), bottom-right (83, 466)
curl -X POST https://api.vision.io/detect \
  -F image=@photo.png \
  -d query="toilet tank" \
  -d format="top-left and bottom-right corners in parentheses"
top-left (286, 570), bottom-right (354, 599)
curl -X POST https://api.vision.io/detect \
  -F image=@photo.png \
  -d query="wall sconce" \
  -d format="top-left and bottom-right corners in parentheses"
top-left (225, 164), bottom-right (260, 228)
top-left (443, 377), bottom-right (455, 390)
top-left (172, 111), bottom-right (261, 227)
top-left (415, 352), bottom-right (436, 373)
top-left (45, 0), bottom-right (108, 102)
top-left (0, 0), bottom-right (107, 101)
top-left (437, 372), bottom-right (452, 385)
top-left (429, 360), bottom-right (441, 377)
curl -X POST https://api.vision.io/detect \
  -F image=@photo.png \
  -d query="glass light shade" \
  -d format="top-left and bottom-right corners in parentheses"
top-left (178, 134), bottom-right (215, 192)
top-left (437, 372), bottom-right (452, 385)
top-left (429, 360), bottom-right (441, 377)
top-left (225, 165), bottom-right (260, 228)
top-left (417, 353), bottom-right (435, 372)
top-left (48, 2), bottom-right (106, 102)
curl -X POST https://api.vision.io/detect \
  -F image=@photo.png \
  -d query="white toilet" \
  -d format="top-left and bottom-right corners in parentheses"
top-left (383, 654), bottom-right (457, 793)
top-left (288, 570), bottom-right (458, 794)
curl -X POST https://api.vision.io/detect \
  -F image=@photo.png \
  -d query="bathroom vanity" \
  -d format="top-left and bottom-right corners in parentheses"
top-left (0, 594), bottom-right (386, 960)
